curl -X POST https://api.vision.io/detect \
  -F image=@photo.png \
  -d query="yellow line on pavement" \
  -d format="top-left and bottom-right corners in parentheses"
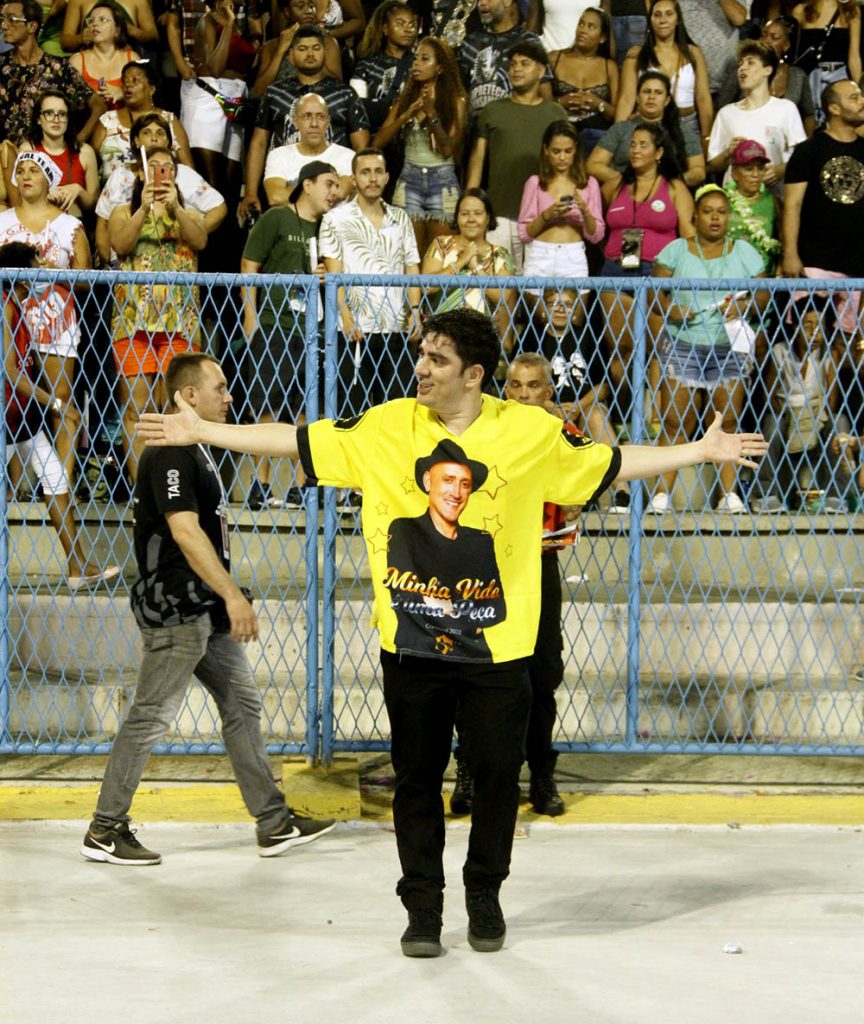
top-left (2, 785), bottom-right (864, 826)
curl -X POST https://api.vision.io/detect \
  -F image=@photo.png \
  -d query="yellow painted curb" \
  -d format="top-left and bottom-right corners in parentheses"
top-left (2, 784), bottom-right (864, 826)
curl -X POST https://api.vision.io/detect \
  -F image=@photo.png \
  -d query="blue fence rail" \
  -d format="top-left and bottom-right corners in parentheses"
top-left (1, 270), bottom-right (863, 759)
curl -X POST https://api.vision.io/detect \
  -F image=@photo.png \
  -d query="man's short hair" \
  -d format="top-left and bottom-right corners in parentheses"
top-left (822, 78), bottom-right (853, 117)
top-left (508, 38), bottom-right (548, 67)
top-left (165, 352), bottom-right (221, 403)
top-left (422, 309), bottom-right (501, 388)
top-left (507, 352), bottom-right (552, 385)
top-left (0, 241), bottom-right (39, 269)
top-left (290, 24), bottom-right (326, 46)
top-left (738, 39), bottom-right (779, 83)
top-left (351, 146), bottom-right (386, 174)
top-left (7, 0), bottom-right (43, 28)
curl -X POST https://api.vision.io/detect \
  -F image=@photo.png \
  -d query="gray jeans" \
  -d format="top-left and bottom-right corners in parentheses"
top-left (94, 617), bottom-right (287, 836)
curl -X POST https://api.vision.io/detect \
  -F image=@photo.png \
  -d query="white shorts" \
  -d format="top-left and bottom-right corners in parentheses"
top-left (523, 239), bottom-right (589, 283)
top-left (8, 430), bottom-right (69, 496)
top-left (180, 77), bottom-right (246, 162)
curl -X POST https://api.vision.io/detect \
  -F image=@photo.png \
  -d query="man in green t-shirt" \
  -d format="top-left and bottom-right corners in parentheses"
top-left (240, 159), bottom-right (340, 510)
top-left (137, 308), bottom-right (768, 959)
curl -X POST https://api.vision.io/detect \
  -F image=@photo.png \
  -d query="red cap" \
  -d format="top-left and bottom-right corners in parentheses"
top-left (730, 140), bottom-right (769, 166)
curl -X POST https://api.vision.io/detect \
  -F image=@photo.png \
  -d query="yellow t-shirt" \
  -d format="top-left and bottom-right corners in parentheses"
top-left (298, 395), bottom-right (619, 663)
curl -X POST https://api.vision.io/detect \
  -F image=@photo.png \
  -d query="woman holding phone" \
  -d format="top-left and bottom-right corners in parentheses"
top-left (518, 120), bottom-right (604, 289)
top-left (66, 3), bottom-right (139, 110)
top-left (108, 146), bottom-right (207, 480)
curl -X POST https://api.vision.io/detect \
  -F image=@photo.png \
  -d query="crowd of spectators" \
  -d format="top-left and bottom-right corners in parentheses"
top-left (2, 0), bottom-right (864, 521)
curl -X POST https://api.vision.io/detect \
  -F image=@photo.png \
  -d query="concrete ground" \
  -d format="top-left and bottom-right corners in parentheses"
top-left (1, 820), bottom-right (862, 1024)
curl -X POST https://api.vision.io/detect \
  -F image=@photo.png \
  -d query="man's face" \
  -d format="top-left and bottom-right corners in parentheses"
top-left (294, 97), bottom-right (329, 146)
top-left (832, 81), bottom-right (864, 126)
top-left (737, 54), bottom-right (771, 92)
top-left (305, 171), bottom-right (340, 215)
top-left (290, 37), bottom-right (326, 75)
top-left (478, 0), bottom-right (508, 28)
top-left (424, 461), bottom-right (473, 526)
top-left (353, 154), bottom-right (388, 200)
top-left (505, 364), bottom-right (552, 408)
top-left (385, 8), bottom-right (418, 49)
top-left (508, 54), bottom-right (544, 93)
top-left (415, 331), bottom-right (473, 414)
top-left (1, 3), bottom-right (33, 45)
top-left (188, 361), bottom-right (232, 424)
top-left (287, 0), bottom-right (317, 24)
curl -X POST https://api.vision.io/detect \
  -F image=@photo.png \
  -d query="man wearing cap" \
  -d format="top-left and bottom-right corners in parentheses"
top-left (385, 439), bottom-right (505, 660)
top-left (137, 306), bottom-right (767, 958)
top-left (262, 94), bottom-right (356, 207)
top-left (708, 40), bottom-right (805, 192)
top-left (726, 139), bottom-right (782, 274)
top-left (240, 160), bottom-right (341, 511)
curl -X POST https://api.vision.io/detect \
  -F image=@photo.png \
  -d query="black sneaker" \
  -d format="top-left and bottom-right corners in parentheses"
top-left (400, 908), bottom-right (443, 958)
top-left (80, 821), bottom-right (162, 866)
top-left (248, 482), bottom-right (282, 510)
top-left (465, 887), bottom-right (506, 952)
top-left (450, 756), bottom-right (473, 816)
top-left (257, 809), bottom-right (336, 857)
top-left (284, 487), bottom-right (305, 510)
top-left (529, 775), bottom-right (565, 816)
top-left (611, 489), bottom-right (631, 514)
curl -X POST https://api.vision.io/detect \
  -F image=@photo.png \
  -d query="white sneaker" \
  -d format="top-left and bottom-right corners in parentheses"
top-left (715, 492), bottom-right (745, 514)
top-left (647, 492), bottom-right (671, 514)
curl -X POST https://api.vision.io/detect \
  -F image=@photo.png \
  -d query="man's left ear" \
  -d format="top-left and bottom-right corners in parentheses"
top-left (465, 363), bottom-right (484, 388)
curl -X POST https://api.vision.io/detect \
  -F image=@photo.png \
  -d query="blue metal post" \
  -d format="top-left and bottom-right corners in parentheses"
top-left (319, 277), bottom-right (340, 765)
top-left (303, 279), bottom-right (320, 763)
top-left (625, 279), bottom-right (647, 746)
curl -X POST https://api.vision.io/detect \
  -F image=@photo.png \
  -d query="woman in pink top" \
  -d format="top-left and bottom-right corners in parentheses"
top-left (598, 122), bottom-right (694, 415)
top-left (518, 120), bottom-right (605, 289)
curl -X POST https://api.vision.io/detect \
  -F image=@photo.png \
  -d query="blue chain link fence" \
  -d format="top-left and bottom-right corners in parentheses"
top-left (1, 269), bottom-right (863, 759)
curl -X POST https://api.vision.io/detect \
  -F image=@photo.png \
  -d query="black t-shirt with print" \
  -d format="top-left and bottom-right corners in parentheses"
top-left (131, 445), bottom-right (228, 629)
top-left (785, 132), bottom-right (864, 275)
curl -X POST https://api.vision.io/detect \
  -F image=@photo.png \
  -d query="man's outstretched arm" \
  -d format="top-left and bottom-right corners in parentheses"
top-left (138, 393), bottom-right (300, 458)
top-left (613, 412), bottom-right (767, 484)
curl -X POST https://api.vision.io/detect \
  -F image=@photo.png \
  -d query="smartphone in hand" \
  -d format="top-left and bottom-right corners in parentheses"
top-left (152, 163), bottom-right (172, 188)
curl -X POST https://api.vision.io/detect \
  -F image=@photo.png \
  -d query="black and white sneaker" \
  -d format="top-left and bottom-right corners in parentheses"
top-left (80, 821), bottom-right (162, 866)
top-left (610, 489), bottom-right (631, 514)
top-left (284, 487), bottom-right (305, 510)
top-left (257, 809), bottom-right (336, 857)
top-left (465, 887), bottom-right (506, 952)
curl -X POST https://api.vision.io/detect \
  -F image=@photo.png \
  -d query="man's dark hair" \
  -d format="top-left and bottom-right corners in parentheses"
top-left (165, 352), bottom-right (221, 403)
top-left (738, 39), bottom-right (779, 84)
top-left (422, 309), bottom-right (501, 387)
top-left (290, 24), bottom-right (326, 45)
top-left (507, 38), bottom-right (548, 67)
top-left (822, 78), bottom-right (853, 117)
top-left (0, 241), bottom-right (39, 269)
top-left (351, 146), bottom-right (386, 173)
top-left (7, 0), bottom-right (44, 29)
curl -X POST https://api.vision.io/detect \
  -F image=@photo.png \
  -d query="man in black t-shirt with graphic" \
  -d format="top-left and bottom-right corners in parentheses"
top-left (81, 353), bottom-right (334, 866)
top-left (784, 79), bottom-right (864, 333)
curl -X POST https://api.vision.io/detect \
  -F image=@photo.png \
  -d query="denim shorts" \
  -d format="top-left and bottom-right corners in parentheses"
top-left (659, 334), bottom-right (751, 390)
top-left (600, 257), bottom-right (654, 278)
top-left (392, 162), bottom-right (460, 222)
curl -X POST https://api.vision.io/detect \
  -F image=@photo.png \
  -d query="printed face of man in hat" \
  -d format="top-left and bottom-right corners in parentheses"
top-left (424, 460), bottom-right (473, 534)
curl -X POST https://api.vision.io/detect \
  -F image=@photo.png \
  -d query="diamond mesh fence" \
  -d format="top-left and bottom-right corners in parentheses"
top-left (2, 268), bottom-right (863, 758)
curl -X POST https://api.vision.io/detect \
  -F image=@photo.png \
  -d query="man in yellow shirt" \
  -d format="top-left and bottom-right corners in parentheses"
top-left (138, 308), bottom-right (767, 958)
